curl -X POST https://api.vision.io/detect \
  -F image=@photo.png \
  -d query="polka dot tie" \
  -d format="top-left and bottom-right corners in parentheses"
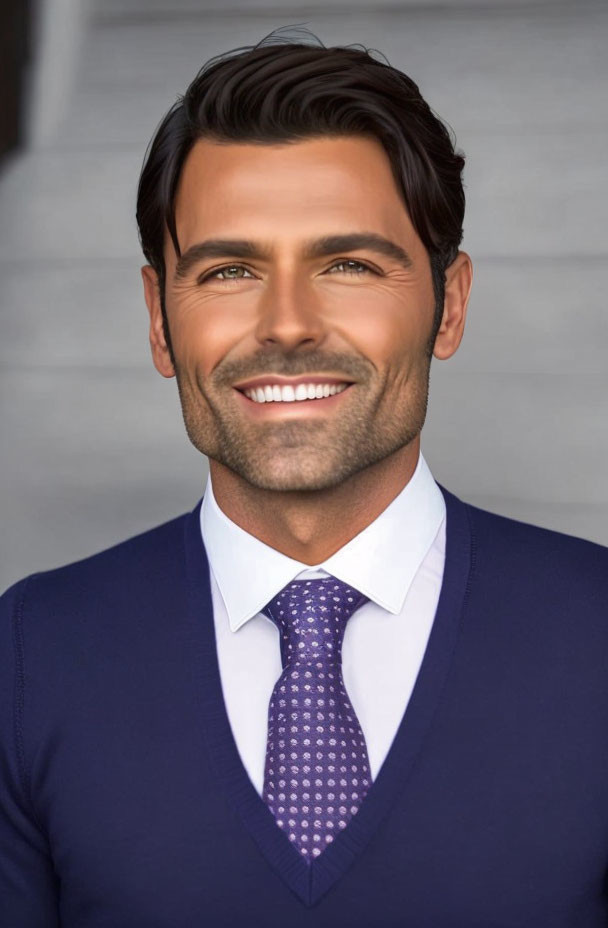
top-left (261, 577), bottom-right (373, 862)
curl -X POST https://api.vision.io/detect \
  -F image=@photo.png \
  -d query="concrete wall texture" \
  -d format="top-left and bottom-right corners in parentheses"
top-left (1, 0), bottom-right (607, 589)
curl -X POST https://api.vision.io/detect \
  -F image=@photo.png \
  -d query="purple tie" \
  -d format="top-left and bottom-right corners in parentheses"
top-left (261, 577), bottom-right (373, 862)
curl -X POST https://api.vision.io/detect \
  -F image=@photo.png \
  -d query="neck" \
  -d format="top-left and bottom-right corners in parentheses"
top-left (208, 438), bottom-right (420, 565)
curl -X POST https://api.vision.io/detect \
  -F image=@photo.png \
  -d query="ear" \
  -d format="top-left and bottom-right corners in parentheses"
top-left (432, 251), bottom-right (473, 361)
top-left (141, 265), bottom-right (175, 378)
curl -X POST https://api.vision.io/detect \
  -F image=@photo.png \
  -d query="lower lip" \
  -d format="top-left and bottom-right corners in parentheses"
top-left (234, 385), bottom-right (353, 416)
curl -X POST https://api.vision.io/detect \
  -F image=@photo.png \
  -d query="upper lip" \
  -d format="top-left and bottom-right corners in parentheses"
top-left (233, 374), bottom-right (355, 391)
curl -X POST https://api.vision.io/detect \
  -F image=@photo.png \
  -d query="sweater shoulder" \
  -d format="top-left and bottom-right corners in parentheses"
top-left (461, 497), bottom-right (608, 603)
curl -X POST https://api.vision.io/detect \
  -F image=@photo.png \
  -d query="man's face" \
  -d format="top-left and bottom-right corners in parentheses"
top-left (145, 135), bottom-right (456, 492)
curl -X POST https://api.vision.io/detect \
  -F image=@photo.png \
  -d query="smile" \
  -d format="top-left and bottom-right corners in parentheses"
top-left (242, 382), bottom-right (350, 404)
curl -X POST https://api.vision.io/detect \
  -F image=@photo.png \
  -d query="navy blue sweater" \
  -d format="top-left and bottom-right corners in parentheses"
top-left (1, 484), bottom-right (607, 927)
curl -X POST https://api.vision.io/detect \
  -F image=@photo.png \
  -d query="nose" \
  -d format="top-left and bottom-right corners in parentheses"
top-left (254, 272), bottom-right (326, 352)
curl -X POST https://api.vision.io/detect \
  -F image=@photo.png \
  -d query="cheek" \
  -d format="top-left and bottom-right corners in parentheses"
top-left (169, 290), bottom-right (257, 376)
top-left (328, 285), bottom-right (429, 370)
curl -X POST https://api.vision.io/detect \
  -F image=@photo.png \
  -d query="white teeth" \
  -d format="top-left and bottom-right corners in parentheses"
top-left (243, 382), bottom-right (350, 404)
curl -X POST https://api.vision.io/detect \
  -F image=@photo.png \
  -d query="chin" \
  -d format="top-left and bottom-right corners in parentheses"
top-left (224, 456), bottom-right (357, 494)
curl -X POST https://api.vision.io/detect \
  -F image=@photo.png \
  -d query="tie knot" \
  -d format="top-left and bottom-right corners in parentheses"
top-left (262, 577), bottom-right (368, 669)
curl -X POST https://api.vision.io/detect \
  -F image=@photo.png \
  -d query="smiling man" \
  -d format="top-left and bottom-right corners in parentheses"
top-left (2, 36), bottom-right (608, 928)
top-left (142, 133), bottom-right (468, 555)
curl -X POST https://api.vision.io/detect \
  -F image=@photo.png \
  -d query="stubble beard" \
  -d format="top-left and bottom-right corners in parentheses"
top-left (173, 357), bottom-right (432, 493)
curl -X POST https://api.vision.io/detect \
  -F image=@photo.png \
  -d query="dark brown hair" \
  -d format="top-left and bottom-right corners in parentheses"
top-left (136, 30), bottom-right (465, 346)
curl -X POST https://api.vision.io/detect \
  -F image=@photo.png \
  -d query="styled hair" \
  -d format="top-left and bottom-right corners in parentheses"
top-left (136, 30), bottom-right (465, 346)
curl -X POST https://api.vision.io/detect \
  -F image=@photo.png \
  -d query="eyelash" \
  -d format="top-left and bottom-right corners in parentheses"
top-left (199, 259), bottom-right (377, 283)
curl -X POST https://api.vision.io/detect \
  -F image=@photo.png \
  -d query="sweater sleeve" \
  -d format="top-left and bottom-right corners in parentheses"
top-left (0, 578), bottom-right (60, 926)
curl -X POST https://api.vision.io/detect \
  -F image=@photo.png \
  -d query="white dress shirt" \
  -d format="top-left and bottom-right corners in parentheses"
top-left (200, 450), bottom-right (446, 796)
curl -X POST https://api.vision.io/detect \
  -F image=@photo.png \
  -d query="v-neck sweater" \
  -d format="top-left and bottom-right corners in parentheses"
top-left (1, 483), bottom-right (608, 926)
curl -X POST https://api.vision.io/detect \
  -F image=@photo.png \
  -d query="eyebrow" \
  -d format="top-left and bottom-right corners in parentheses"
top-left (173, 233), bottom-right (413, 281)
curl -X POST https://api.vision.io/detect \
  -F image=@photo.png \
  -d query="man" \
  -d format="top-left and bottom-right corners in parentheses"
top-left (1, 35), bottom-right (607, 927)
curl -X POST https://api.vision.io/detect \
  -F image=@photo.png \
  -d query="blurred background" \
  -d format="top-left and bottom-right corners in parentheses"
top-left (1, 0), bottom-right (607, 589)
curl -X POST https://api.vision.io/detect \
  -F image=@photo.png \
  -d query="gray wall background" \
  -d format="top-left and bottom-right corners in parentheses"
top-left (1, 0), bottom-right (607, 590)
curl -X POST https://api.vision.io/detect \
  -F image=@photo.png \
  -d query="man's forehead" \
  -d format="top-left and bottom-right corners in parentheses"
top-left (168, 135), bottom-right (414, 264)
top-left (175, 134), bottom-right (400, 208)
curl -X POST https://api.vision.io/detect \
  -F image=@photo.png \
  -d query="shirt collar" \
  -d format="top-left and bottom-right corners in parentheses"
top-left (200, 450), bottom-right (446, 631)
